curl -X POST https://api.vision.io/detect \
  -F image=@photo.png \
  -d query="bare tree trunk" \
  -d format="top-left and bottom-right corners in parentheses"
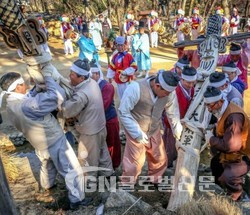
top-left (124, 0), bottom-right (129, 13)
top-left (181, 0), bottom-right (187, 14)
top-left (246, 0), bottom-right (250, 17)
top-left (0, 157), bottom-right (19, 215)
top-left (32, 0), bottom-right (40, 11)
top-left (203, 0), bottom-right (211, 18)
top-left (131, 0), bottom-right (139, 20)
top-left (207, 0), bottom-right (217, 18)
top-left (100, 0), bottom-right (108, 9)
top-left (115, 5), bottom-right (122, 35)
top-left (189, 0), bottom-right (195, 17)
top-left (107, 0), bottom-right (111, 18)
top-left (178, 0), bottom-right (182, 10)
top-left (152, 0), bottom-right (157, 11)
top-left (221, 0), bottom-right (230, 18)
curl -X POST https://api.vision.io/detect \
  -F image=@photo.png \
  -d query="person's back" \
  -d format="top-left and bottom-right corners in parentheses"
top-left (73, 78), bottom-right (106, 135)
top-left (226, 85), bottom-right (243, 108)
top-left (7, 98), bottom-right (63, 150)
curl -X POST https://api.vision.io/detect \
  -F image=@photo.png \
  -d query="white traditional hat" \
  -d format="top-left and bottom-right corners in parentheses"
top-left (178, 9), bottom-right (185, 16)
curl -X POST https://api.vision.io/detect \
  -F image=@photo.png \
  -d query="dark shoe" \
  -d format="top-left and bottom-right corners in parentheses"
top-left (38, 184), bottom-right (57, 195)
top-left (70, 197), bottom-right (93, 210)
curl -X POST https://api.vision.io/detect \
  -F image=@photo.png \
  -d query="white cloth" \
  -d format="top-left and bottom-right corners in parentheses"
top-left (150, 31), bottom-right (158, 47)
top-left (64, 39), bottom-right (74, 55)
top-left (177, 30), bottom-right (185, 42)
top-left (89, 21), bottom-right (102, 49)
top-left (135, 131), bottom-right (149, 145)
top-left (205, 130), bottom-right (213, 144)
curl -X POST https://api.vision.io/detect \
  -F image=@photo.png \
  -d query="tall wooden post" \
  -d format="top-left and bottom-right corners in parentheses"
top-left (0, 157), bottom-right (19, 215)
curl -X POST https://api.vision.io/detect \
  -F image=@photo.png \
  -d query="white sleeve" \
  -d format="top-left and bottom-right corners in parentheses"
top-left (231, 98), bottom-right (244, 108)
top-left (108, 18), bottom-right (112, 29)
top-left (118, 82), bottom-right (142, 139)
top-left (124, 67), bottom-right (136, 75)
top-left (235, 15), bottom-right (240, 25)
top-left (107, 68), bottom-right (115, 78)
top-left (123, 23), bottom-right (127, 34)
top-left (164, 91), bottom-right (183, 139)
top-left (148, 19), bottom-right (151, 30)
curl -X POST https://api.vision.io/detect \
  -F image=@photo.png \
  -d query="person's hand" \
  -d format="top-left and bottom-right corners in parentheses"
top-left (205, 130), bottom-right (213, 144)
top-left (42, 63), bottom-right (62, 82)
top-left (121, 70), bottom-right (127, 75)
top-left (174, 122), bottom-right (183, 141)
top-left (136, 132), bottom-right (149, 145)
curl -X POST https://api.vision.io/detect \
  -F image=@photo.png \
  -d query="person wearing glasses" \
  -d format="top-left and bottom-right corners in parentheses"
top-left (208, 71), bottom-right (243, 108)
top-left (204, 86), bottom-right (250, 201)
top-left (222, 61), bottom-right (245, 95)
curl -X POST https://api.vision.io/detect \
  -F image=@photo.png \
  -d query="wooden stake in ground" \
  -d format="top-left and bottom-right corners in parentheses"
top-left (0, 156), bottom-right (19, 215)
top-left (167, 14), bottom-right (250, 211)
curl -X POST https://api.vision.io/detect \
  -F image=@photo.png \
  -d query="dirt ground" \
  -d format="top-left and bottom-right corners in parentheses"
top-left (0, 36), bottom-right (250, 215)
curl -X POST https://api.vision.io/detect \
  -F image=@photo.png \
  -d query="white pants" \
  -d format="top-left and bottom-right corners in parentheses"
top-left (229, 26), bottom-right (238, 35)
top-left (78, 128), bottom-right (113, 177)
top-left (126, 35), bottom-right (134, 50)
top-left (36, 138), bottom-right (85, 203)
top-left (191, 29), bottom-right (198, 40)
top-left (117, 82), bottom-right (129, 100)
top-left (177, 30), bottom-right (184, 42)
top-left (150, 31), bottom-right (158, 47)
top-left (64, 39), bottom-right (74, 55)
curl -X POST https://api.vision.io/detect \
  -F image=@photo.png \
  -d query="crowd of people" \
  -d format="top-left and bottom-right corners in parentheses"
top-left (1, 3), bottom-right (250, 210)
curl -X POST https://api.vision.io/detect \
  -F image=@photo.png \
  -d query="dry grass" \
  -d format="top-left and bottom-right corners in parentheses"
top-left (0, 138), bottom-right (19, 182)
top-left (177, 196), bottom-right (241, 215)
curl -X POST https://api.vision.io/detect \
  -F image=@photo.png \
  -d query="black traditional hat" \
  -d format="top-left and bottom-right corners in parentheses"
top-left (157, 70), bottom-right (180, 92)
top-left (82, 23), bottom-right (89, 33)
top-left (203, 86), bottom-right (222, 104)
top-left (181, 66), bottom-right (197, 81)
top-left (176, 55), bottom-right (190, 69)
top-left (197, 35), bottom-right (205, 39)
top-left (209, 71), bottom-right (227, 88)
top-left (139, 20), bottom-right (145, 28)
top-left (71, 59), bottom-right (90, 76)
top-left (222, 61), bottom-right (241, 75)
top-left (230, 43), bottom-right (241, 55)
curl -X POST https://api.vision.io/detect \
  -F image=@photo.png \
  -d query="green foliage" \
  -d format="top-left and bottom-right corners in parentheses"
top-left (107, 29), bottom-right (116, 41)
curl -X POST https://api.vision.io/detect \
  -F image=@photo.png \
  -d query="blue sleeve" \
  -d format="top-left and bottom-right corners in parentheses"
top-left (22, 77), bottom-right (66, 120)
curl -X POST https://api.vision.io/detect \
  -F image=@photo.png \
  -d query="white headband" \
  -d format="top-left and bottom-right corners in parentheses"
top-left (7, 77), bottom-right (25, 92)
top-left (209, 78), bottom-right (227, 88)
top-left (204, 94), bottom-right (223, 104)
top-left (230, 50), bottom-right (241, 55)
top-left (70, 64), bottom-right (90, 76)
top-left (90, 64), bottom-right (104, 80)
top-left (90, 67), bottom-right (99, 73)
top-left (0, 77), bottom-right (24, 108)
top-left (222, 66), bottom-right (236, 73)
top-left (181, 73), bottom-right (197, 82)
top-left (176, 62), bottom-right (188, 70)
top-left (222, 66), bottom-right (242, 75)
top-left (158, 72), bottom-right (177, 92)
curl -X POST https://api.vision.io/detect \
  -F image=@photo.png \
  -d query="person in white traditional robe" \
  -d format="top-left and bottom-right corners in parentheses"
top-left (148, 10), bottom-right (161, 48)
top-left (89, 15), bottom-right (103, 50)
